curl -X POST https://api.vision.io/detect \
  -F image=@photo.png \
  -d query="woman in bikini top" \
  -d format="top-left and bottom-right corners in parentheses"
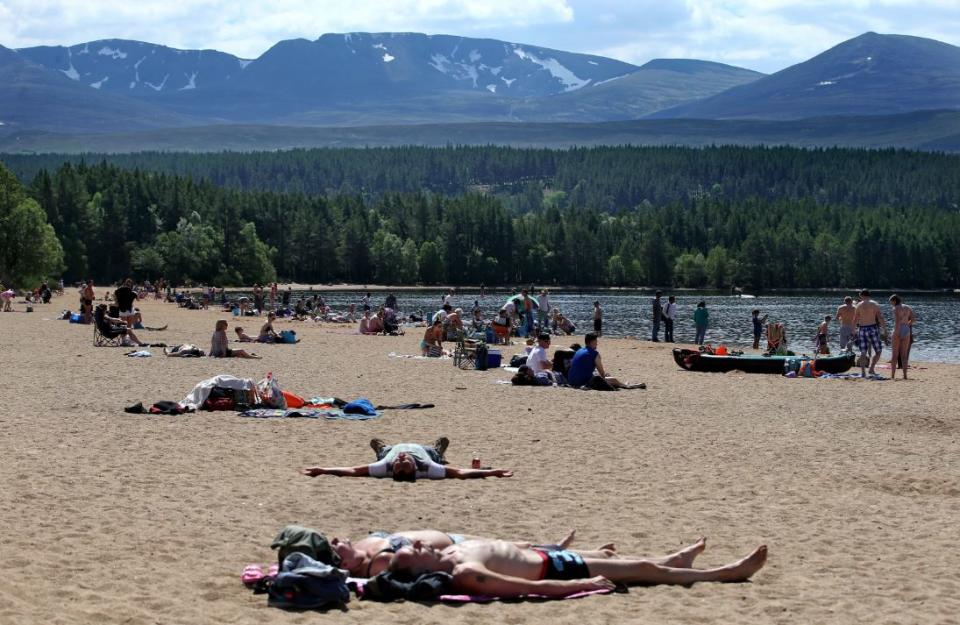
top-left (331, 529), bottom-right (575, 578)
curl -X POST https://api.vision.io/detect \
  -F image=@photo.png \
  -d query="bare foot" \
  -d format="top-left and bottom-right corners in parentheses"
top-left (663, 537), bottom-right (706, 568)
top-left (719, 545), bottom-right (767, 582)
top-left (558, 529), bottom-right (576, 549)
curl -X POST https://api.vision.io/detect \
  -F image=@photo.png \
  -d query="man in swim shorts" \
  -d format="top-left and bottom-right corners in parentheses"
top-left (835, 296), bottom-right (856, 351)
top-left (388, 537), bottom-right (767, 596)
top-left (300, 437), bottom-right (514, 482)
top-left (853, 289), bottom-right (888, 375)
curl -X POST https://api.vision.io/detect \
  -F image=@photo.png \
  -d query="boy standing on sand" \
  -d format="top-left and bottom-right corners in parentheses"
top-left (853, 289), bottom-right (887, 375)
top-left (593, 301), bottom-right (603, 336)
top-left (663, 295), bottom-right (677, 342)
top-left (751, 309), bottom-right (768, 350)
top-left (835, 296), bottom-right (856, 351)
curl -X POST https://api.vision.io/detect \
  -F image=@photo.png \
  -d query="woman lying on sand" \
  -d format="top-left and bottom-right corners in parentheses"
top-left (332, 529), bottom-right (619, 578)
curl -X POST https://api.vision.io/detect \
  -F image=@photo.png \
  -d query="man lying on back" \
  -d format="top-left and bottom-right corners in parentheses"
top-left (389, 537), bottom-right (767, 597)
top-left (300, 437), bottom-right (513, 482)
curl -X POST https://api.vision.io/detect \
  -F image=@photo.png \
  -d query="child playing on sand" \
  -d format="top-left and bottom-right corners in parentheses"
top-left (211, 320), bottom-right (260, 358)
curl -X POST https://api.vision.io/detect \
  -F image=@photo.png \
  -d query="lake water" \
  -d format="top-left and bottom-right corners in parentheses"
top-left (251, 289), bottom-right (960, 363)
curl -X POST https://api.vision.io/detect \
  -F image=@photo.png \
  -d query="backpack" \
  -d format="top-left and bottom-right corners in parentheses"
top-left (260, 552), bottom-right (350, 610)
top-left (271, 525), bottom-right (340, 567)
top-left (279, 329), bottom-right (298, 344)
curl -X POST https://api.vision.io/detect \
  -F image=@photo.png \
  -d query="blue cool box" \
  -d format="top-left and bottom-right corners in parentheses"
top-left (487, 350), bottom-right (502, 368)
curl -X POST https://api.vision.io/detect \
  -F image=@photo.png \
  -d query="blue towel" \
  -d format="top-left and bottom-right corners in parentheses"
top-left (343, 397), bottom-right (377, 416)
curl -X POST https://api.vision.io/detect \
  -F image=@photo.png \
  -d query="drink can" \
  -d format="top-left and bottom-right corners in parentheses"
top-left (471, 456), bottom-right (481, 469)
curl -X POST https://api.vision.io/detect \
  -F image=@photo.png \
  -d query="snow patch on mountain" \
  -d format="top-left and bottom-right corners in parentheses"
top-left (490, 66), bottom-right (502, 76)
top-left (429, 53), bottom-right (451, 74)
top-left (238, 59), bottom-right (253, 69)
top-left (469, 49), bottom-right (481, 62)
top-left (594, 74), bottom-right (628, 87)
top-left (178, 71), bottom-right (198, 90)
top-left (512, 46), bottom-right (590, 92)
top-left (77, 43), bottom-right (90, 55)
top-left (501, 76), bottom-right (515, 86)
top-left (61, 63), bottom-right (80, 80)
top-left (98, 46), bottom-right (127, 60)
top-left (90, 76), bottom-right (109, 89)
top-left (382, 53), bottom-right (395, 63)
top-left (486, 84), bottom-right (496, 93)
top-left (145, 74), bottom-right (169, 91)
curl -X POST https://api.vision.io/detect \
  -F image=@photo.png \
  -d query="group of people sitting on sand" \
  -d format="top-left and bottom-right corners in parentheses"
top-left (511, 332), bottom-right (644, 390)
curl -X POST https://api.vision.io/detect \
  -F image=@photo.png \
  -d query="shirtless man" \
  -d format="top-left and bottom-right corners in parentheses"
top-left (333, 529), bottom-right (594, 578)
top-left (853, 289), bottom-right (887, 375)
top-left (888, 294), bottom-right (916, 380)
top-left (389, 537), bottom-right (766, 596)
top-left (81, 279), bottom-right (95, 324)
top-left (835, 296), bottom-right (856, 351)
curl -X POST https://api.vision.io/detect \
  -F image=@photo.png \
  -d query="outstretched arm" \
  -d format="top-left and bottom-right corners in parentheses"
top-left (444, 467), bottom-right (513, 479)
top-left (300, 465), bottom-right (371, 478)
top-left (453, 563), bottom-right (613, 598)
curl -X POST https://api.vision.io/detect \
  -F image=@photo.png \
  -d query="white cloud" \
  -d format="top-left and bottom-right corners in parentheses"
top-left (1, 0), bottom-right (574, 57)
top-left (1, 0), bottom-right (958, 73)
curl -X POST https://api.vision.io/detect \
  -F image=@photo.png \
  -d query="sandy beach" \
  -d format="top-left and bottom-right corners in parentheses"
top-left (1, 294), bottom-right (958, 625)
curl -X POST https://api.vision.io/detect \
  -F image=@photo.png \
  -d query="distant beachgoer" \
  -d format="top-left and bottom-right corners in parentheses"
top-left (566, 333), bottom-right (643, 391)
top-left (816, 315), bottom-right (832, 354)
top-left (421, 318), bottom-right (444, 355)
top-left (651, 291), bottom-right (663, 342)
top-left (751, 309), bottom-right (768, 350)
top-left (210, 319), bottom-right (259, 358)
top-left (480, 283), bottom-right (486, 298)
top-left (694, 301), bottom-right (709, 345)
top-left (282, 286), bottom-right (291, 307)
top-left (835, 296), bottom-right (856, 351)
top-left (300, 438), bottom-right (512, 481)
top-left (593, 301), bottom-right (603, 337)
top-left (537, 289), bottom-right (551, 331)
top-left (443, 289), bottom-right (454, 307)
top-left (888, 294), bottom-right (916, 380)
top-left (81, 279), bottom-right (95, 323)
top-left (853, 289), bottom-right (888, 375)
top-left (527, 332), bottom-right (553, 374)
top-left (1, 287), bottom-right (14, 312)
top-left (234, 326), bottom-right (254, 342)
top-left (362, 292), bottom-right (371, 308)
top-left (663, 296), bottom-right (676, 343)
top-left (521, 290), bottom-right (535, 337)
top-left (258, 312), bottom-right (280, 342)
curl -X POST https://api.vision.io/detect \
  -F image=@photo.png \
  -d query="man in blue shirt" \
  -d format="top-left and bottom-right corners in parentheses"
top-left (566, 333), bottom-right (644, 390)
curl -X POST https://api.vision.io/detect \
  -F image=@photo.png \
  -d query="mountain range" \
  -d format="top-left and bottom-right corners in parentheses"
top-left (2, 31), bottom-right (960, 152)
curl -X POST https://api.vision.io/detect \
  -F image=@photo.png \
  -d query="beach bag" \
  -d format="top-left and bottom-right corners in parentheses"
top-left (271, 525), bottom-right (340, 567)
top-left (509, 354), bottom-right (527, 368)
top-left (279, 329), bottom-right (298, 344)
top-left (258, 373), bottom-right (287, 409)
top-left (263, 552), bottom-right (349, 610)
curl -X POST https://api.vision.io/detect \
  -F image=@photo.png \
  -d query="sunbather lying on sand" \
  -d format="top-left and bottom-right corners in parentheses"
top-left (389, 537), bottom-right (766, 597)
top-left (334, 529), bottom-right (619, 578)
top-left (300, 436), bottom-right (512, 482)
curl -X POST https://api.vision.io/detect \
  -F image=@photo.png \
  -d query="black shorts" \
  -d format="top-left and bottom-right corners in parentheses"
top-left (536, 550), bottom-right (591, 580)
top-left (594, 319), bottom-right (602, 332)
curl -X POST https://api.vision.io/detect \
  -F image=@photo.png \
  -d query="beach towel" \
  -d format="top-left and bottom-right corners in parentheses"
top-left (240, 408), bottom-right (381, 420)
top-left (125, 350), bottom-right (152, 357)
top-left (437, 588), bottom-right (614, 602)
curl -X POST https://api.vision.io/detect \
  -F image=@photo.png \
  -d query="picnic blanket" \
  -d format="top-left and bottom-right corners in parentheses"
top-left (240, 408), bottom-right (380, 420)
top-left (819, 372), bottom-right (888, 381)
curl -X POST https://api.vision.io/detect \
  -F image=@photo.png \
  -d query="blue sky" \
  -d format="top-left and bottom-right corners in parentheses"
top-left (3, 0), bottom-right (959, 72)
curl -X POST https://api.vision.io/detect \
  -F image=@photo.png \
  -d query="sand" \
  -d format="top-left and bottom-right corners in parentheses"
top-left (1, 295), bottom-right (958, 625)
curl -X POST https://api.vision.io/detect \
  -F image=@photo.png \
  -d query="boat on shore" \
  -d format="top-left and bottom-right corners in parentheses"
top-left (672, 348), bottom-right (855, 374)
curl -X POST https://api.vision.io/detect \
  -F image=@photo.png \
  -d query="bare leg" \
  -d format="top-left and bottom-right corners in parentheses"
top-left (897, 337), bottom-right (910, 379)
top-left (890, 337), bottom-right (900, 379)
top-left (584, 545), bottom-right (767, 585)
top-left (656, 537), bottom-right (707, 568)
